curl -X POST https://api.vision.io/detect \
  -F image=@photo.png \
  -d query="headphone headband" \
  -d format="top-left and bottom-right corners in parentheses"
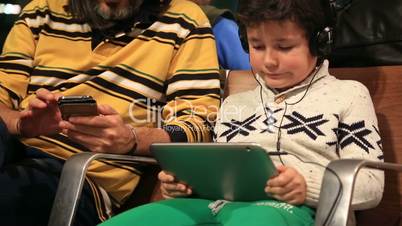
top-left (322, 0), bottom-right (337, 28)
top-left (314, 0), bottom-right (337, 58)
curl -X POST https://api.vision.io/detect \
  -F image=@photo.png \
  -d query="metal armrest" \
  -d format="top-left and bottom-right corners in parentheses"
top-left (315, 159), bottom-right (402, 226)
top-left (48, 152), bottom-right (157, 226)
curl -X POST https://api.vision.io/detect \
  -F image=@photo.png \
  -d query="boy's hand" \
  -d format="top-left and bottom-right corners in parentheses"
top-left (159, 171), bottom-right (192, 199)
top-left (265, 165), bottom-right (306, 205)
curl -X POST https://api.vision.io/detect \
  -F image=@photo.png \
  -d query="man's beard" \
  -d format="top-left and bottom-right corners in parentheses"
top-left (95, 1), bottom-right (141, 20)
top-left (92, 0), bottom-right (143, 29)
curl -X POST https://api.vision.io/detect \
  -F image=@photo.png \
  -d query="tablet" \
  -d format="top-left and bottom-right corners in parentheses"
top-left (150, 143), bottom-right (277, 201)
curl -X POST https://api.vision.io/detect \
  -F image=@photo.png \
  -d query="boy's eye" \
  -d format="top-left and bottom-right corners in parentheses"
top-left (251, 45), bottom-right (265, 50)
top-left (278, 45), bottom-right (294, 51)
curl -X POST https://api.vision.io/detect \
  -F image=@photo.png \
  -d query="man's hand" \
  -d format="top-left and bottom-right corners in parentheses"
top-left (159, 171), bottom-right (192, 199)
top-left (59, 104), bottom-right (136, 154)
top-left (265, 165), bottom-right (307, 205)
top-left (18, 88), bottom-right (63, 137)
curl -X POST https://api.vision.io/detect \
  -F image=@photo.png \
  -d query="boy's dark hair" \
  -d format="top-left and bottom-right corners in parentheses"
top-left (238, 0), bottom-right (331, 56)
top-left (67, 0), bottom-right (171, 29)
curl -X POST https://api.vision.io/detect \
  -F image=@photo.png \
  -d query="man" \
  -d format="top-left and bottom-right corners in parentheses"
top-left (0, 0), bottom-right (220, 225)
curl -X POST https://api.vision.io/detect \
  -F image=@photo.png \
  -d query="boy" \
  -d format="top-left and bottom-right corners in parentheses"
top-left (100, 0), bottom-right (384, 225)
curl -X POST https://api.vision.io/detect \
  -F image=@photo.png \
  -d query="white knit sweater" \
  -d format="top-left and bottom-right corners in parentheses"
top-left (214, 61), bottom-right (384, 210)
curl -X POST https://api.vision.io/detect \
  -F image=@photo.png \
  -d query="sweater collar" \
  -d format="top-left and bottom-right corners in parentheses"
top-left (255, 60), bottom-right (330, 98)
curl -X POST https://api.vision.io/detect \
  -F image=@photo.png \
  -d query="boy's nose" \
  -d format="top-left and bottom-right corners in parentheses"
top-left (263, 50), bottom-right (279, 69)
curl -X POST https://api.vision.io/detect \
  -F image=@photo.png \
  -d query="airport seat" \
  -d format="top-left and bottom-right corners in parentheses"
top-left (48, 66), bottom-right (402, 226)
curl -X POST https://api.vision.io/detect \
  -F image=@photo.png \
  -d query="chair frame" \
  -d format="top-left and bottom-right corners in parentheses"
top-left (47, 153), bottom-right (402, 226)
top-left (47, 153), bottom-right (157, 226)
top-left (315, 159), bottom-right (402, 226)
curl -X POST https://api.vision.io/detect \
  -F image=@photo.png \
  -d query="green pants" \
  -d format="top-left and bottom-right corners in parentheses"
top-left (99, 198), bottom-right (315, 226)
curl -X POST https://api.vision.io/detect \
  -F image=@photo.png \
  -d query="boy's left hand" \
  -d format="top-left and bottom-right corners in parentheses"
top-left (265, 165), bottom-right (306, 205)
top-left (159, 171), bottom-right (192, 199)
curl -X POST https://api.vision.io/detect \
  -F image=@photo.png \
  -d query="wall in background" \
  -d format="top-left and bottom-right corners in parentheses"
top-left (212, 0), bottom-right (238, 12)
top-left (0, 0), bottom-right (30, 52)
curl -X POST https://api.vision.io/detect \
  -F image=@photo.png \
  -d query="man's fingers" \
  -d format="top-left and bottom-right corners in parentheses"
top-left (53, 92), bottom-right (63, 100)
top-left (19, 110), bottom-right (32, 118)
top-left (67, 114), bottom-right (119, 128)
top-left (29, 97), bottom-right (48, 109)
top-left (64, 129), bottom-right (107, 152)
top-left (30, 88), bottom-right (62, 110)
top-left (36, 88), bottom-right (57, 102)
top-left (60, 121), bottom-right (105, 137)
top-left (97, 104), bottom-right (118, 115)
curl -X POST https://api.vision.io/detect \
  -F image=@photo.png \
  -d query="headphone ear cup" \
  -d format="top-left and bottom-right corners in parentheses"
top-left (238, 22), bottom-right (249, 53)
top-left (314, 26), bottom-right (333, 58)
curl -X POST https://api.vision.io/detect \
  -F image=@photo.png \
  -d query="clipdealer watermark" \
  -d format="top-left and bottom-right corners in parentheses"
top-left (127, 97), bottom-right (248, 129)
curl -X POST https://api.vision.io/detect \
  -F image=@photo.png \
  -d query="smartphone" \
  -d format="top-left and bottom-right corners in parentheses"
top-left (58, 95), bottom-right (98, 120)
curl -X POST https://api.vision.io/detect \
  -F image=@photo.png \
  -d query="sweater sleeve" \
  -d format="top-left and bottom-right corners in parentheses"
top-left (336, 82), bottom-right (384, 209)
top-left (301, 81), bottom-right (384, 209)
top-left (162, 7), bottom-right (221, 143)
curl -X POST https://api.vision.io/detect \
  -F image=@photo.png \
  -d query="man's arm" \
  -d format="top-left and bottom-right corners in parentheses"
top-left (134, 127), bottom-right (171, 155)
top-left (161, 5), bottom-right (221, 143)
top-left (0, 103), bottom-right (20, 135)
top-left (0, 2), bottom-right (36, 134)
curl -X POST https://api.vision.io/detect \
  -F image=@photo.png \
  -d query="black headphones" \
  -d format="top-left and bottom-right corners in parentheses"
top-left (239, 0), bottom-right (337, 59)
top-left (311, 0), bottom-right (336, 58)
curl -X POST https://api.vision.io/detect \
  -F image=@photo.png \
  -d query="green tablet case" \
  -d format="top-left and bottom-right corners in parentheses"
top-left (150, 143), bottom-right (277, 201)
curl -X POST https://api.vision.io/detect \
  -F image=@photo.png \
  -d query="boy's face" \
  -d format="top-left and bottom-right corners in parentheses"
top-left (247, 20), bottom-right (318, 90)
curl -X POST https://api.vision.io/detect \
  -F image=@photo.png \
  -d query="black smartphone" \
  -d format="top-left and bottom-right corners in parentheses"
top-left (58, 95), bottom-right (98, 120)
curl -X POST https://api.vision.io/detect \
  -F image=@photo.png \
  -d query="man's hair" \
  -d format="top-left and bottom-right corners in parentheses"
top-left (67, 0), bottom-right (171, 29)
top-left (238, 0), bottom-right (327, 41)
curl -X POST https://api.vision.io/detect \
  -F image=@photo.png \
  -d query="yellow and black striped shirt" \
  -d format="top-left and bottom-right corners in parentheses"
top-left (0, 0), bottom-right (220, 218)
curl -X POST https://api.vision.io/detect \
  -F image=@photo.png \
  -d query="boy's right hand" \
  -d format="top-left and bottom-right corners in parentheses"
top-left (159, 171), bottom-right (192, 199)
top-left (265, 165), bottom-right (307, 205)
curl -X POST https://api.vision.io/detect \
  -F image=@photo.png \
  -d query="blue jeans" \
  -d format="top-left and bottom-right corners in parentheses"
top-left (0, 120), bottom-right (100, 226)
